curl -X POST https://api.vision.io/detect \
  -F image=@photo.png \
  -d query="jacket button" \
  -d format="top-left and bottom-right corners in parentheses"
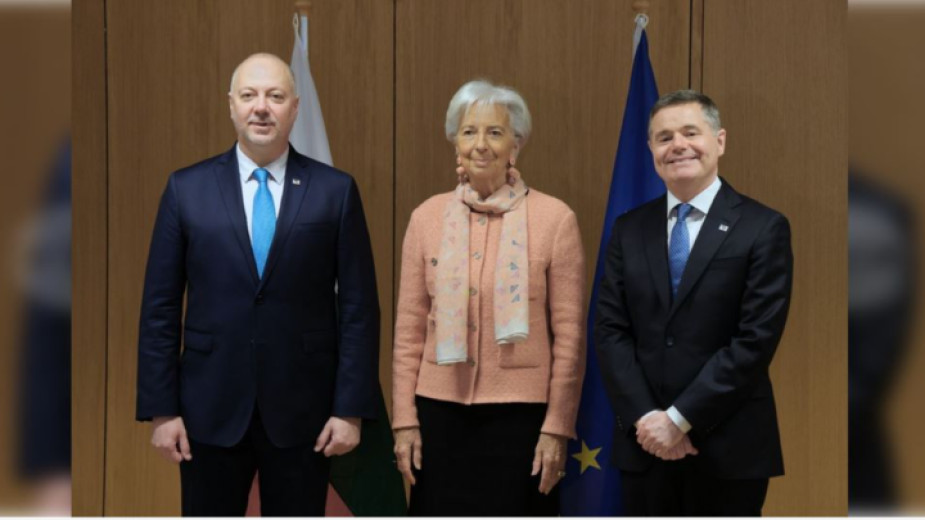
top-left (255, 294), bottom-right (265, 305)
top-left (470, 287), bottom-right (478, 296)
top-left (666, 336), bottom-right (674, 347)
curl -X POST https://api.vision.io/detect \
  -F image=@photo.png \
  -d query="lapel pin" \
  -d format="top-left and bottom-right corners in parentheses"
top-left (718, 224), bottom-right (729, 232)
top-left (292, 178), bottom-right (301, 186)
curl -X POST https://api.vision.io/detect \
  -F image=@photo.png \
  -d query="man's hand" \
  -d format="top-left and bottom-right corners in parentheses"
top-left (314, 416), bottom-right (361, 457)
top-left (393, 427), bottom-right (423, 485)
top-left (532, 433), bottom-right (567, 495)
top-left (151, 416), bottom-right (192, 463)
top-left (654, 434), bottom-right (699, 461)
top-left (636, 411), bottom-right (684, 456)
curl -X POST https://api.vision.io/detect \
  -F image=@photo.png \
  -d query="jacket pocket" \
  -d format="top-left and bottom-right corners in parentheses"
top-left (497, 338), bottom-right (545, 369)
top-left (302, 329), bottom-right (337, 356)
top-left (183, 329), bottom-right (213, 354)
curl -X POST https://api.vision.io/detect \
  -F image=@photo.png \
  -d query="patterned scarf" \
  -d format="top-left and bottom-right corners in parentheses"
top-left (435, 172), bottom-right (529, 365)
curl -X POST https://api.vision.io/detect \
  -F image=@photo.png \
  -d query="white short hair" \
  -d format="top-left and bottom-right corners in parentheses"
top-left (445, 80), bottom-right (532, 145)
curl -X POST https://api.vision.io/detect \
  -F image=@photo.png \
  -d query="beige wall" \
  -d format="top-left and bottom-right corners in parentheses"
top-left (74, 0), bottom-right (847, 515)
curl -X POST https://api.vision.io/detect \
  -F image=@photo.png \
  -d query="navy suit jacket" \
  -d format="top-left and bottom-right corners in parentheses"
top-left (595, 179), bottom-right (792, 479)
top-left (136, 144), bottom-right (380, 449)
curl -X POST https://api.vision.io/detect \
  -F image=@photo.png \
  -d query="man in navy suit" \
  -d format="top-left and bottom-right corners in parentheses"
top-left (136, 53), bottom-right (380, 516)
top-left (595, 90), bottom-right (792, 515)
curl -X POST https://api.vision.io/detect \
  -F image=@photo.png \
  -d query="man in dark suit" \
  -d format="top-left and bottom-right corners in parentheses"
top-left (136, 53), bottom-right (380, 516)
top-left (595, 90), bottom-right (792, 515)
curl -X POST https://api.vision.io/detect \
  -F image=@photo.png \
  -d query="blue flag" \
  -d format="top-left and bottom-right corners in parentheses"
top-left (559, 29), bottom-right (663, 516)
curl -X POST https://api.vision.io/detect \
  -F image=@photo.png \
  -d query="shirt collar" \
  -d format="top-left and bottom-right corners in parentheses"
top-left (666, 175), bottom-right (722, 218)
top-left (236, 143), bottom-right (289, 184)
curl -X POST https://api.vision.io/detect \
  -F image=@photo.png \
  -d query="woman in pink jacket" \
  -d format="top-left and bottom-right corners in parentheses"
top-left (392, 79), bottom-right (587, 515)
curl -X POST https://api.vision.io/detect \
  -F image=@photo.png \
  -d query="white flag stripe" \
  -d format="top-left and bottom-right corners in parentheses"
top-left (289, 15), bottom-right (333, 166)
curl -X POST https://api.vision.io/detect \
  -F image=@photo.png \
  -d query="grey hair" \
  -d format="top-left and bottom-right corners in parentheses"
top-left (229, 52), bottom-right (297, 95)
top-left (445, 80), bottom-right (532, 145)
top-left (648, 89), bottom-right (722, 135)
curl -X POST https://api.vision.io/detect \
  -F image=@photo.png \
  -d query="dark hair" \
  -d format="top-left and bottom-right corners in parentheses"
top-left (648, 90), bottom-right (722, 135)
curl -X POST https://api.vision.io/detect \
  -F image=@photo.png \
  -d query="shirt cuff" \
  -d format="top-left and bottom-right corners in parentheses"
top-left (634, 409), bottom-right (661, 429)
top-left (667, 406), bottom-right (692, 433)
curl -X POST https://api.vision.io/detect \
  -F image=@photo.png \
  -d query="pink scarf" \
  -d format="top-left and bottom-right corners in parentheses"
top-left (434, 173), bottom-right (529, 365)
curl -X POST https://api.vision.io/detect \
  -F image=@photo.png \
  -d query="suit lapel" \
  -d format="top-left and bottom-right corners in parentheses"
top-left (257, 148), bottom-right (312, 291)
top-left (668, 180), bottom-right (742, 320)
top-left (214, 146), bottom-right (260, 286)
top-left (643, 196), bottom-right (671, 313)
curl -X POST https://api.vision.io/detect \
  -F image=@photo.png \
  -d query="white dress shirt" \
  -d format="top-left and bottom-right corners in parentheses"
top-left (665, 175), bottom-right (722, 251)
top-left (236, 144), bottom-right (288, 243)
top-left (640, 175), bottom-right (723, 434)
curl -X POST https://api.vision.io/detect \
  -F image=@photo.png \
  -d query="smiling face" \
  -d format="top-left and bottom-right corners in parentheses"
top-left (455, 103), bottom-right (519, 194)
top-left (228, 55), bottom-right (299, 165)
top-left (648, 102), bottom-right (726, 201)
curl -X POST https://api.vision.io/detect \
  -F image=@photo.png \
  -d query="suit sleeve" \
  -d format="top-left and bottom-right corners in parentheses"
top-left (594, 217), bottom-right (660, 434)
top-left (332, 178), bottom-right (381, 419)
top-left (390, 209), bottom-right (428, 430)
top-left (673, 213), bottom-right (793, 433)
top-left (136, 174), bottom-right (186, 421)
top-left (541, 210), bottom-right (587, 438)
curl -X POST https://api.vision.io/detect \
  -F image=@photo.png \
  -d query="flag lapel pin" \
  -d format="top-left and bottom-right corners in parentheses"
top-left (718, 224), bottom-right (729, 232)
top-left (292, 178), bottom-right (301, 186)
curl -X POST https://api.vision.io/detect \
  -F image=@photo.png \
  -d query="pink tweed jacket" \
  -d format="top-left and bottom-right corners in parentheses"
top-left (392, 188), bottom-right (586, 438)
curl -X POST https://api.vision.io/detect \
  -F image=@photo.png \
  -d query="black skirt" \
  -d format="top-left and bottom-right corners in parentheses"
top-left (408, 396), bottom-right (559, 516)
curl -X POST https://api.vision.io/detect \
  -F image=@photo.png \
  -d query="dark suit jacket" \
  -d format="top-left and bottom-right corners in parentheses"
top-left (595, 179), bottom-right (792, 479)
top-left (136, 144), bottom-right (380, 449)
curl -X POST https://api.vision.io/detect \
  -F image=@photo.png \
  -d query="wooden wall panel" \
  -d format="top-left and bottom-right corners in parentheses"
top-left (73, 0), bottom-right (107, 515)
top-left (849, 7), bottom-right (925, 510)
top-left (102, 0), bottom-right (393, 514)
top-left (395, 0), bottom-right (690, 316)
top-left (702, 0), bottom-right (847, 515)
top-left (0, 4), bottom-right (71, 511)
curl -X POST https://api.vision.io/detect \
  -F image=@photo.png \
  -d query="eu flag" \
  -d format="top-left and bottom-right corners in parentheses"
top-left (559, 28), bottom-right (663, 515)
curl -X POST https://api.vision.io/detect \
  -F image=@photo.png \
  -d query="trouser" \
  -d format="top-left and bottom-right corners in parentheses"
top-left (179, 409), bottom-right (330, 516)
top-left (620, 458), bottom-right (769, 516)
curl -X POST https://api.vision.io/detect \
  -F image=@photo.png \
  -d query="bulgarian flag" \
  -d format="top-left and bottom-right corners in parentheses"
top-left (244, 11), bottom-right (406, 516)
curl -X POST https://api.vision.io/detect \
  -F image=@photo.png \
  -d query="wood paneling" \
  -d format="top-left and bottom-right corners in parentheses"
top-left (101, 0), bottom-right (393, 514)
top-left (702, 0), bottom-right (847, 515)
top-left (73, 0), bottom-right (107, 515)
top-left (395, 0), bottom-right (690, 312)
top-left (0, 5), bottom-right (71, 510)
top-left (849, 7), bottom-right (925, 509)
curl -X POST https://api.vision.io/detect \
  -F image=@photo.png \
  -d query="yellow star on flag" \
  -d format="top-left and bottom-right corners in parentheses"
top-left (572, 440), bottom-right (602, 474)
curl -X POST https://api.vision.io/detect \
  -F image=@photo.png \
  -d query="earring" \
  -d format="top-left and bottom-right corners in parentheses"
top-left (456, 155), bottom-right (468, 184)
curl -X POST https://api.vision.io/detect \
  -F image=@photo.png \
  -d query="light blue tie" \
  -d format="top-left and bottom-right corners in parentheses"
top-left (669, 203), bottom-right (693, 295)
top-left (252, 168), bottom-right (276, 277)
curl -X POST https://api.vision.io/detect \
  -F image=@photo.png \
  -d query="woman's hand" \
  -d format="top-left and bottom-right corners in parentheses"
top-left (393, 427), bottom-right (423, 485)
top-left (532, 432), bottom-right (567, 494)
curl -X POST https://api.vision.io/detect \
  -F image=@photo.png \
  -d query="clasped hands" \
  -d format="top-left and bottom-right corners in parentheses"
top-left (635, 411), bottom-right (699, 461)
